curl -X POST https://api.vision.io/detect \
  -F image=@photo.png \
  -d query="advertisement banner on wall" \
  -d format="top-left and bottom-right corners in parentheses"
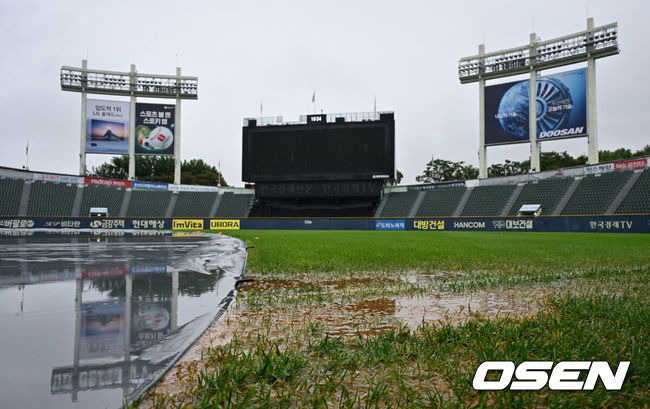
top-left (132, 181), bottom-right (168, 190)
top-left (375, 219), bottom-right (405, 230)
top-left (85, 177), bottom-right (132, 188)
top-left (135, 103), bottom-right (175, 155)
top-left (614, 158), bottom-right (647, 171)
top-left (85, 99), bottom-right (130, 154)
top-left (485, 68), bottom-right (587, 145)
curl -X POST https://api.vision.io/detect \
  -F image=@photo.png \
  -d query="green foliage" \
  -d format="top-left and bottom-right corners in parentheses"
top-left (389, 170), bottom-right (404, 186)
top-left (415, 159), bottom-right (478, 183)
top-left (90, 156), bottom-right (227, 186)
top-left (488, 159), bottom-right (529, 177)
top-left (426, 145), bottom-right (650, 180)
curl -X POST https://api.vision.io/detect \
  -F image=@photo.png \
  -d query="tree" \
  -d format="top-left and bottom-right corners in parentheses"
top-left (415, 159), bottom-right (478, 183)
top-left (488, 159), bottom-right (529, 177)
top-left (90, 156), bottom-right (227, 186)
top-left (388, 170), bottom-right (404, 186)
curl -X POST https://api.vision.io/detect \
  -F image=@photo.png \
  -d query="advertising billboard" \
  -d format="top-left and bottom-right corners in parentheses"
top-left (131, 300), bottom-right (171, 350)
top-left (485, 68), bottom-right (586, 145)
top-left (85, 99), bottom-right (130, 154)
top-left (79, 301), bottom-right (125, 359)
top-left (135, 103), bottom-right (175, 155)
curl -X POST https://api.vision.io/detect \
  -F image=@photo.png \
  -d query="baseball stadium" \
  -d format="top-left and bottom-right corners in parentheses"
top-left (0, 15), bottom-right (648, 409)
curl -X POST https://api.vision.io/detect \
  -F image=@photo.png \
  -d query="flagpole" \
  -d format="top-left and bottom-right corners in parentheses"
top-left (25, 141), bottom-right (29, 170)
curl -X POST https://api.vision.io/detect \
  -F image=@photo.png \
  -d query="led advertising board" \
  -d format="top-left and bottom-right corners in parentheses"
top-left (485, 68), bottom-right (586, 145)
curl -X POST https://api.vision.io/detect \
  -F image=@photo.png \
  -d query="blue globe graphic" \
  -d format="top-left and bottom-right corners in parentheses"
top-left (498, 78), bottom-right (573, 139)
top-left (497, 82), bottom-right (529, 140)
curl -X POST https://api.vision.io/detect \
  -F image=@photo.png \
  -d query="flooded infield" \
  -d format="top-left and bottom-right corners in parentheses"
top-left (0, 231), bottom-right (247, 409)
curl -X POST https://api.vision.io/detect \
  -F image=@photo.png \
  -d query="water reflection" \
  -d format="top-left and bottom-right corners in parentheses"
top-left (0, 232), bottom-right (246, 409)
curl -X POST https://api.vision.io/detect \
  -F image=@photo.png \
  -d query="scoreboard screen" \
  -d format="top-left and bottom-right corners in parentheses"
top-left (242, 114), bottom-right (394, 182)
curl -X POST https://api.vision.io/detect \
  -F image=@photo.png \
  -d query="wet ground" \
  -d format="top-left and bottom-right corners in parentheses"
top-left (0, 230), bottom-right (247, 409)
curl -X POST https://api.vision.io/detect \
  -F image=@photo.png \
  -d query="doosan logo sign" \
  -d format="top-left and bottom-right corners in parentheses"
top-left (472, 361), bottom-right (630, 391)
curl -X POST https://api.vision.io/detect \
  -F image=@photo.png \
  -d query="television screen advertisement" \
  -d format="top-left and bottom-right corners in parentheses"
top-left (485, 68), bottom-right (587, 145)
top-left (135, 103), bottom-right (175, 155)
top-left (85, 99), bottom-right (130, 154)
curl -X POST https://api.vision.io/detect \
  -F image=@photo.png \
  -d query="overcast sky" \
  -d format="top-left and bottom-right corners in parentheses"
top-left (1, 0), bottom-right (648, 185)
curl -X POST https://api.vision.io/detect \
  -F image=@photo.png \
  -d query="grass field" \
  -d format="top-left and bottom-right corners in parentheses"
top-left (136, 231), bottom-right (649, 408)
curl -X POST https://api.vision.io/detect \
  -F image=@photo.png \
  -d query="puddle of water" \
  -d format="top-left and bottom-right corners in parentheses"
top-left (394, 288), bottom-right (546, 329)
top-left (0, 231), bottom-right (247, 409)
top-left (346, 297), bottom-right (396, 314)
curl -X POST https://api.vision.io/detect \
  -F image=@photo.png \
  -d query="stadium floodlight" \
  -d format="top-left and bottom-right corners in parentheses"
top-left (458, 22), bottom-right (618, 83)
top-left (459, 18), bottom-right (619, 179)
top-left (60, 66), bottom-right (198, 99)
top-left (61, 60), bottom-right (198, 184)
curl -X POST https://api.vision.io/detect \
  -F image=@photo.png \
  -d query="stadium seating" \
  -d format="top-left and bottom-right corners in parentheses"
top-left (508, 177), bottom-right (573, 215)
top-left (0, 178), bottom-right (24, 216)
top-left (79, 185), bottom-right (125, 217)
top-left (27, 181), bottom-right (77, 216)
top-left (214, 192), bottom-right (254, 217)
top-left (460, 184), bottom-right (517, 216)
top-left (127, 190), bottom-right (173, 217)
top-left (615, 169), bottom-right (650, 214)
top-left (379, 190), bottom-right (419, 217)
top-left (172, 191), bottom-right (218, 217)
top-left (416, 187), bottom-right (466, 217)
top-left (561, 171), bottom-right (633, 215)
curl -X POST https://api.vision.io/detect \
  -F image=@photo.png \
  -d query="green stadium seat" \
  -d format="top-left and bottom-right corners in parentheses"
top-left (561, 171), bottom-right (633, 215)
top-left (379, 190), bottom-right (419, 217)
top-left (173, 191), bottom-right (219, 217)
top-left (214, 192), bottom-right (254, 217)
top-left (508, 177), bottom-right (573, 215)
top-left (416, 187), bottom-right (466, 217)
top-left (0, 178), bottom-right (24, 216)
top-left (27, 181), bottom-right (77, 217)
top-left (127, 190), bottom-right (173, 217)
top-left (79, 185), bottom-right (125, 217)
top-left (615, 169), bottom-right (650, 214)
top-left (461, 184), bottom-right (516, 216)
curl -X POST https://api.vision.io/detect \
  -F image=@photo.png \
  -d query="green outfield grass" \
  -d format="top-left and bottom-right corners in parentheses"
top-left (137, 231), bottom-right (649, 409)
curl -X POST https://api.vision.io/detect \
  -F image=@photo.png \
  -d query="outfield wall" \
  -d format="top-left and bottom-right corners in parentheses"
top-left (0, 215), bottom-right (648, 234)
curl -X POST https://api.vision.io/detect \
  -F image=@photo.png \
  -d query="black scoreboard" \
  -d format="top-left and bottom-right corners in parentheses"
top-left (242, 113), bottom-right (394, 183)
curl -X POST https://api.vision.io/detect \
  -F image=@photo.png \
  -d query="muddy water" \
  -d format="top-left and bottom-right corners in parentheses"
top-left (0, 231), bottom-right (246, 409)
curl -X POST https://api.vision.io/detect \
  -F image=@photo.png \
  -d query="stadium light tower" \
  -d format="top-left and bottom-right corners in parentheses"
top-left (60, 60), bottom-right (198, 184)
top-left (459, 18), bottom-right (619, 178)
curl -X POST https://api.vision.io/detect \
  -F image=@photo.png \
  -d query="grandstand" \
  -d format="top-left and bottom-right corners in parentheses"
top-left (127, 190), bottom-right (173, 218)
top-left (508, 177), bottom-right (573, 215)
top-left (416, 187), bottom-right (466, 217)
top-left (0, 157), bottom-right (647, 221)
top-left (79, 184), bottom-right (125, 217)
top-left (27, 181), bottom-right (77, 217)
top-left (0, 178), bottom-right (23, 216)
top-left (214, 192), bottom-right (254, 218)
top-left (561, 171), bottom-right (632, 215)
top-left (378, 190), bottom-right (419, 218)
top-left (172, 191), bottom-right (219, 218)
top-left (460, 184), bottom-right (517, 216)
top-left (615, 168), bottom-right (650, 214)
